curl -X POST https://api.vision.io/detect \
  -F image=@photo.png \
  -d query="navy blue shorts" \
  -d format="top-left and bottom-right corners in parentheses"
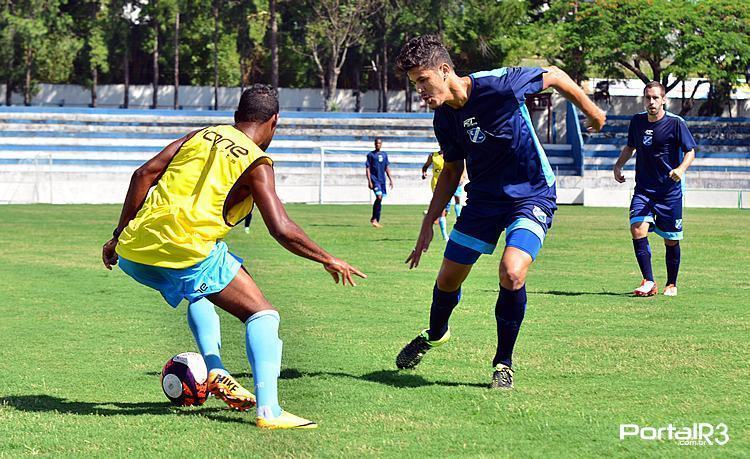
top-left (444, 195), bottom-right (556, 264)
top-left (629, 192), bottom-right (683, 240)
top-left (372, 181), bottom-right (387, 198)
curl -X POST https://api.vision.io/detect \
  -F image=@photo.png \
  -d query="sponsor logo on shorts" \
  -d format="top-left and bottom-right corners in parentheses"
top-left (675, 219), bottom-right (682, 230)
top-left (532, 206), bottom-right (546, 223)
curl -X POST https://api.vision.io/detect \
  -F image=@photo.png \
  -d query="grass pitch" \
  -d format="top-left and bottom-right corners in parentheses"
top-left (0, 204), bottom-right (748, 457)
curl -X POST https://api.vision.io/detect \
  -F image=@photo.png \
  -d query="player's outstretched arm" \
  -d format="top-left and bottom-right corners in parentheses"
top-left (102, 131), bottom-right (198, 270)
top-left (248, 163), bottom-right (366, 286)
top-left (406, 160), bottom-right (463, 269)
top-left (542, 66), bottom-right (606, 132)
top-left (613, 145), bottom-right (636, 183)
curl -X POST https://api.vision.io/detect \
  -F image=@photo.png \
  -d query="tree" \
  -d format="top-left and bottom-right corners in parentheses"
top-left (6, 0), bottom-right (81, 105)
top-left (304, 0), bottom-right (380, 111)
top-left (71, 0), bottom-right (110, 107)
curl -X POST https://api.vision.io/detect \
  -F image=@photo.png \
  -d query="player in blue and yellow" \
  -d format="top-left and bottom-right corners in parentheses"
top-left (421, 150), bottom-right (464, 240)
top-left (614, 81), bottom-right (696, 297)
top-left (365, 138), bottom-right (394, 227)
top-left (394, 35), bottom-right (605, 388)
top-left (101, 85), bottom-right (365, 429)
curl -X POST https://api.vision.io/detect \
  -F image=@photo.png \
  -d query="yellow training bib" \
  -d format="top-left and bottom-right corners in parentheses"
top-left (116, 125), bottom-right (272, 268)
top-left (430, 151), bottom-right (444, 192)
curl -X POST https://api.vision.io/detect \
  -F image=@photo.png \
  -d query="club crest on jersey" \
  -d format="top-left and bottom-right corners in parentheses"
top-left (532, 206), bottom-right (546, 223)
top-left (675, 219), bottom-right (682, 230)
top-left (378, 154), bottom-right (384, 162)
top-left (643, 129), bottom-right (653, 146)
top-left (467, 127), bottom-right (486, 143)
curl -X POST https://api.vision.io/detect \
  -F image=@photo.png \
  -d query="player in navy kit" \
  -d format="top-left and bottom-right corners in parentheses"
top-left (393, 35), bottom-right (606, 388)
top-left (614, 81), bottom-right (696, 297)
top-left (365, 138), bottom-right (394, 227)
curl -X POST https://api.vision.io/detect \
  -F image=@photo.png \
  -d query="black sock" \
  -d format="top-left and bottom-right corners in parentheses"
top-left (371, 198), bottom-right (382, 222)
top-left (665, 242), bottom-right (681, 286)
top-left (493, 285), bottom-right (527, 368)
top-left (632, 237), bottom-right (654, 282)
top-left (427, 283), bottom-right (461, 341)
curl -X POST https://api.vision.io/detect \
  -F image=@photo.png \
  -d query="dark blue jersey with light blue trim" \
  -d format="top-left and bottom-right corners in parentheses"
top-left (365, 150), bottom-right (389, 185)
top-left (627, 112), bottom-right (697, 199)
top-left (433, 67), bottom-right (555, 202)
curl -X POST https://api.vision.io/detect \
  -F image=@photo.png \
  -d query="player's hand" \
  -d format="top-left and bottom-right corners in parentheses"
top-left (613, 165), bottom-right (626, 183)
top-left (102, 237), bottom-right (119, 270)
top-left (389, 181), bottom-right (394, 190)
top-left (367, 181), bottom-right (373, 190)
top-left (669, 168), bottom-right (683, 182)
top-left (405, 220), bottom-right (434, 269)
top-left (586, 110), bottom-right (606, 133)
top-left (421, 171), bottom-right (427, 180)
top-left (323, 257), bottom-right (366, 286)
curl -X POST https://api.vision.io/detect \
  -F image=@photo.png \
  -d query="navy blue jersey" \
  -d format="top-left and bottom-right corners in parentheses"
top-left (366, 150), bottom-right (389, 184)
top-left (433, 67), bottom-right (555, 202)
top-left (627, 112), bottom-right (697, 198)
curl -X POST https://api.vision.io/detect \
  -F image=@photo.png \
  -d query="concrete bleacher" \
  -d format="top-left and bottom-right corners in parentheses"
top-left (580, 114), bottom-right (750, 207)
top-left (0, 107), bottom-right (579, 204)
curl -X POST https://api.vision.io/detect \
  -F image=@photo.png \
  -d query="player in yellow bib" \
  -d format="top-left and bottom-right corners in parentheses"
top-left (102, 85), bottom-right (365, 429)
top-left (421, 150), bottom-right (464, 240)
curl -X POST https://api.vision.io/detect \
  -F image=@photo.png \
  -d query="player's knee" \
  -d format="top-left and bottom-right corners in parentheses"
top-left (500, 264), bottom-right (526, 290)
top-left (436, 275), bottom-right (462, 292)
top-left (664, 239), bottom-right (679, 247)
top-left (630, 224), bottom-right (648, 239)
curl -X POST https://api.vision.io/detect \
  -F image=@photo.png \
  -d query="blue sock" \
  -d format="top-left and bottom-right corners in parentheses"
top-left (438, 216), bottom-right (448, 240)
top-left (428, 283), bottom-right (461, 341)
top-left (666, 242), bottom-right (680, 286)
top-left (245, 310), bottom-right (283, 419)
top-left (454, 203), bottom-right (461, 217)
top-left (493, 285), bottom-right (527, 368)
top-left (187, 298), bottom-right (225, 373)
top-left (632, 237), bottom-right (654, 282)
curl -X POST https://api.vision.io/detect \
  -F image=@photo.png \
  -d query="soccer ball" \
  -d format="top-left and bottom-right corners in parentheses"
top-left (160, 352), bottom-right (208, 406)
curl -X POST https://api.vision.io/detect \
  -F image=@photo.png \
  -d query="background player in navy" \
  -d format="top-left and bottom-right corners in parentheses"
top-left (614, 81), bottom-right (696, 297)
top-left (365, 138), bottom-right (394, 227)
top-left (394, 35), bottom-right (605, 388)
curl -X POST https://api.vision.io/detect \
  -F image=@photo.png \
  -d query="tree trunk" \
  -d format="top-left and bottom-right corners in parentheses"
top-left (174, 9), bottom-right (180, 110)
top-left (23, 49), bottom-right (32, 106)
top-left (381, 45), bottom-right (388, 112)
top-left (324, 64), bottom-right (338, 111)
top-left (354, 54), bottom-right (361, 112)
top-left (404, 73), bottom-right (410, 112)
top-left (123, 40), bottom-right (130, 108)
top-left (269, 0), bottom-right (278, 90)
top-left (91, 67), bottom-right (97, 108)
top-left (6, 29), bottom-right (14, 106)
top-left (376, 54), bottom-right (383, 112)
top-left (151, 20), bottom-right (159, 109)
top-left (213, 0), bottom-right (219, 110)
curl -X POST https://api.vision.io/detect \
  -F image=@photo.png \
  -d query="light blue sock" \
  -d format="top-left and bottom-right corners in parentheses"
top-left (454, 203), bottom-right (461, 217)
top-left (245, 310), bottom-right (283, 419)
top-left (187, 298), bottom-right (226, 374)
top-left (438, 216), bottom-right (448, 240)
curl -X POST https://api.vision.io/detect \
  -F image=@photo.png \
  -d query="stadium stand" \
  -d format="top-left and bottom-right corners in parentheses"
top-left (0, 106), bottom-right (578, 204)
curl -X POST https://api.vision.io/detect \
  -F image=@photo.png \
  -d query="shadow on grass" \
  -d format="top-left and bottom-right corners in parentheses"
top-left (536, 290), bottom-right (630, 297)
top-left (477, 289), bottom-right (629, 297)
top-left (0, 395), bottom-right (248, 424)
top-left (280, 368), bottom-right (487, 389)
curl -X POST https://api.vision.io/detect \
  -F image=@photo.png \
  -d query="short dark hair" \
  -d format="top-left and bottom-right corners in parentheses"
top-left (395, 35), bottom-right (454, 73)
top-left (643, 81), bottom-right (666, 96)
top-left (236, 84), bottom-right (279, 123)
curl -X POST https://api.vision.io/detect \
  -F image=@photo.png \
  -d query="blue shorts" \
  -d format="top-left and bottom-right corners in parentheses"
top-left (118, 241), bottom-right (243, 308)
top-left (629, 192), bottom-right (683, 240)
top-left (445, 195), bottom-right (556, 264)
top-left (372, 181), bottom-right (387, 198)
